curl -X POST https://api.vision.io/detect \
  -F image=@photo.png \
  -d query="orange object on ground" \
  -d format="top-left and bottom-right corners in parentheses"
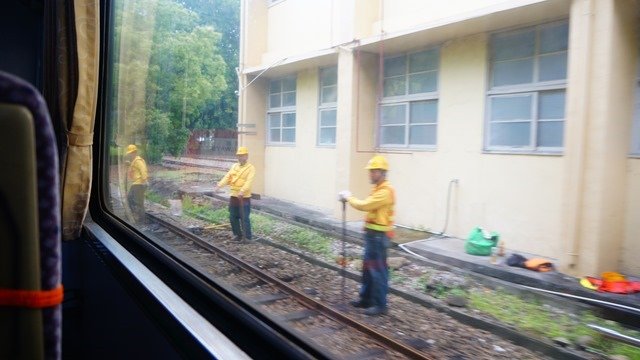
top-left (0, 285), bottom-right (63, 308)
top-left (582, 275), bottom-right (640, 294)
top-left (524, 258), bottom-right (554, 272)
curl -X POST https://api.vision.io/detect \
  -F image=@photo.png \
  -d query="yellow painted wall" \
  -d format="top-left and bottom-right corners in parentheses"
top-left (380, 0), bottom-right (546, 33)
top-left (624, 160), bottom-right (640, 275)
top-left (382, 34), bottom-right (565, 257)
top-left (264, 68), bottom-right (338, 210)
top-left (265, 0), bottom-right (334, 64)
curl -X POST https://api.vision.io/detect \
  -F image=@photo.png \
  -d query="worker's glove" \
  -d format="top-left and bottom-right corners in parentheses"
top-left (337, 190), bottom-right (352, 202)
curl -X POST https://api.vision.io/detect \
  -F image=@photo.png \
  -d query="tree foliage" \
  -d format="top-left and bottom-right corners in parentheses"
top-left (113, 0), bottom-right (239, 162)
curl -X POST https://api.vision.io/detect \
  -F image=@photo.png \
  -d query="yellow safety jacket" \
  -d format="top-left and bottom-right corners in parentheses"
top-left (347, 180), bottom-right (395, 236)
top-left (218, 162), bottom-right (255, 198)
top-left (128, 156), bottom-right (148, 185)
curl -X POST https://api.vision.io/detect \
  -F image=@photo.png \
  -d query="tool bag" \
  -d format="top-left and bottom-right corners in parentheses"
top-left (464, 227), bottom-right (499, 256)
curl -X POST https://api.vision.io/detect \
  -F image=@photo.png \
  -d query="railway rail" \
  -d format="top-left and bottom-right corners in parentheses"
top-left (146, 212), bottom-right (434, 359)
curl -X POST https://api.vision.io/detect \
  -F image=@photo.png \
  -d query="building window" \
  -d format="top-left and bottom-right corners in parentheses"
top-left (268, 76), bottom-right (296, 144)
top-left (631, 56), bottom-right (640, 155)
top-left (318, 66), bottom-right (337, 145)
top-left (380, 48), bottom-right (439, 148)
top-left (486, 21), bottom-right (568, 152)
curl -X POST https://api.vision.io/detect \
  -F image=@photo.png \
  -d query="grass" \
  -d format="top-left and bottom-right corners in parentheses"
top-left (180, 197), bottom-right (332, 257)
top-left (468, 288), bottom-right (640, 359)
top-left (145, 191), bottom-right (169, 207)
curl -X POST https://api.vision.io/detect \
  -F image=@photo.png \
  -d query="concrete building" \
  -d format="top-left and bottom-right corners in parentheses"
top-left (237, 0), bottom-right (640, 276)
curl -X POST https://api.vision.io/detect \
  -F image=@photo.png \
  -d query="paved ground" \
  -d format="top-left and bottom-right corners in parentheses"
top-left (168, 156), bottom-right (640, 313)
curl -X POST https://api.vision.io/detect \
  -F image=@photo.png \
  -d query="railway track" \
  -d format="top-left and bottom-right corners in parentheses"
top-left (146, 212), bottom-right (434, 360)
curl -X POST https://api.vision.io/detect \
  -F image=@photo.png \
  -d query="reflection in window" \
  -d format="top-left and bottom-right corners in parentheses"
top-left (487, 21), bottom-right (568, 151)
top-left (380, 48), bottom-right (439, 148)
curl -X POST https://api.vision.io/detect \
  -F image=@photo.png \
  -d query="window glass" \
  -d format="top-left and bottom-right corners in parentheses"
top-left (381, 48), bottom-right (439, 147)
top-left (491, 95), bottom-right (532, 121)
top-left (268, 76), bottom-right (296, 144)
top-left (490, 122), bottom-right (531, 147)
top-left (492, 30), bottom-right (535, 61)
top-left (487, 21), bottom-right (568, 151)
top-left (318, 67), bottom-right (337, 145)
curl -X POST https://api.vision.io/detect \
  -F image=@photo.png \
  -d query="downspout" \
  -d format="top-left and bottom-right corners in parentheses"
top-left (566, 0), bottom-right (595, 269)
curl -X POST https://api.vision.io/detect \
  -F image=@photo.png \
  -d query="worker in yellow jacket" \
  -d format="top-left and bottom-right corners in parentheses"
top-left (214, 147), bottom-right (255, 241)
top-left (126, 144), bottom-right (148, 222)
top-left (339, 155), bottom-right (395, 316)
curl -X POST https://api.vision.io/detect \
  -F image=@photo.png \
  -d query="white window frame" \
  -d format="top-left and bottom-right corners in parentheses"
top-left (379, 47), bottom-right (440, 150)
top-left (631, 55), bottom-right (640, 156)
top-left (485, 21), bottom-right (568, 154)
top-left (317, 66), bottom-right (337, 146)
top-left (267, 76), bottom-right (296, 145)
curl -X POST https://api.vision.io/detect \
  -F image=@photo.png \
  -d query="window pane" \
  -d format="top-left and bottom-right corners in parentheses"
top-left (538, 52), bottom-right (567, 81)
top-left (381, 125), bottom-right (405, 145)
top-left (384, 55), bottom-right (406, 77)
top-left (538, 121), bottom-right (564, 147)
top-left (408, 72), bottom-right (437, 94)
top-left (492, 30), bottom-right (535, 61)
top-left (321, 86), bottom-right (337, 103)
top-left (282, 77), bottom-right (296, 91)
top-left (491, 95), bottom-right (532, 121)
top-left (320, 66), bottom-right (337, 86)
top-left (270, 79), bottom-right (281, 94)
top-left (381, 105), bottom-right (406, 125)
top-left (383, 76), bottom-right (406, 97)
top-left (490, 122), bottom-right (531, 147)
top-left (269, 94), bottom-right (281, 108)
top-left (282, 92), bottom-right (296, 106)
top-left (270, 129), bottom-right (281, 142)
top-left (540, 23), bottom-right (568, 54)
top-left (410, 101), bottom-right (437, 124)
top-left (283, 113), bottom-right (296, 127)
top-left (282, 128), bottom-right (295, 142)
top-left (492, 59), bottom-right (534, 86)
top-left (539, 91), bottom-right (565, 120)
top-left (409, 124), bottom-right (436, 145)
top-left (320, 109), bottom-right (336, 127)
top-left (409, 49), bottom-right (438, 73)
top-left (269, 113), bottom-right (281, 128)
top-left (319, 127), bottom-right (336, 144)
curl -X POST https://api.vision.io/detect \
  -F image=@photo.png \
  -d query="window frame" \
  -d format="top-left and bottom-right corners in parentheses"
top-left (484, 21), bottom-right (568, 154)
top-left (317, 66), bottom-right (337, 147)
top-left (378, 47), bottom-right (440, 150)
top-left (267, 75), bottom-right (297, 145)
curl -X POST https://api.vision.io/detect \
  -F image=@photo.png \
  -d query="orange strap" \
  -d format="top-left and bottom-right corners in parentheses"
top-left (0, 285), bottom-right (64, 308)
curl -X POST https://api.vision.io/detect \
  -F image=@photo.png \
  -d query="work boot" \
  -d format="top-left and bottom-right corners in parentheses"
top-left (364, 306), bottom-right (388, 316)
top-left (350, 300), bottom-right (370, 308)
top-left (233, 235), bottom-right (242, 242)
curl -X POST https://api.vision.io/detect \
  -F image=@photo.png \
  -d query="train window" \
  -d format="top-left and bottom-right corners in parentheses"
top-left (98, 1), bottom-right (640, 359)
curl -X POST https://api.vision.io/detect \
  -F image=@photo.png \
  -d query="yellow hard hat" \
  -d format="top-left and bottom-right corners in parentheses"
top-left (365, 155), bottom-right (389, 170)
top-left (236, 146), bottom-right (249, 155)
top-left (126, 144), bottom-right (137, 154)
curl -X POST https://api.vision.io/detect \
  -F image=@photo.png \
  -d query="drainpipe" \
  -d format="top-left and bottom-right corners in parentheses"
top-left (566, 0), bottom-right (595, 269)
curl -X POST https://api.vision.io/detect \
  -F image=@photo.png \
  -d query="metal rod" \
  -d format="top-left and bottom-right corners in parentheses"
top-left (587, 324), bottom-right (640, 348)
top-left (341, 199), bottom-right (347, 303)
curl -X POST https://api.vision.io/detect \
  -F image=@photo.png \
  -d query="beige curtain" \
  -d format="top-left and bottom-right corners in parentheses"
top-left (60, 1), bottom-right (100, 241)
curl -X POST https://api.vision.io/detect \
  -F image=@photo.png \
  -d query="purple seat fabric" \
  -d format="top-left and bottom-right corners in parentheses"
top-left (0, 71), bottom-right (61, 360)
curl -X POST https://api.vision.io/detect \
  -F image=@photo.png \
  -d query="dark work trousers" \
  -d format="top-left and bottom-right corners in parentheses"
top-left (358, 230), bottom-right (389, 308)
top-left (127, 184), bottom-right (147, 222)
top-left (229, 196), bottom-right (252, 240)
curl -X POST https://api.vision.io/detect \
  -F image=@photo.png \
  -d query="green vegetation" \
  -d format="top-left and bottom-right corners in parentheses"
top-left (182, 196), bottom-right (228, 223)
top-left (112, 0), bottom-right (239, 162)
top-left (469, 289), bottom-right (640, 358)
top-left (145, 191), bottom-right (169, 207)
top-left (389, 268), bottom-right (408, 285)
top-left (180, 198), bottom-right (332, 257)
